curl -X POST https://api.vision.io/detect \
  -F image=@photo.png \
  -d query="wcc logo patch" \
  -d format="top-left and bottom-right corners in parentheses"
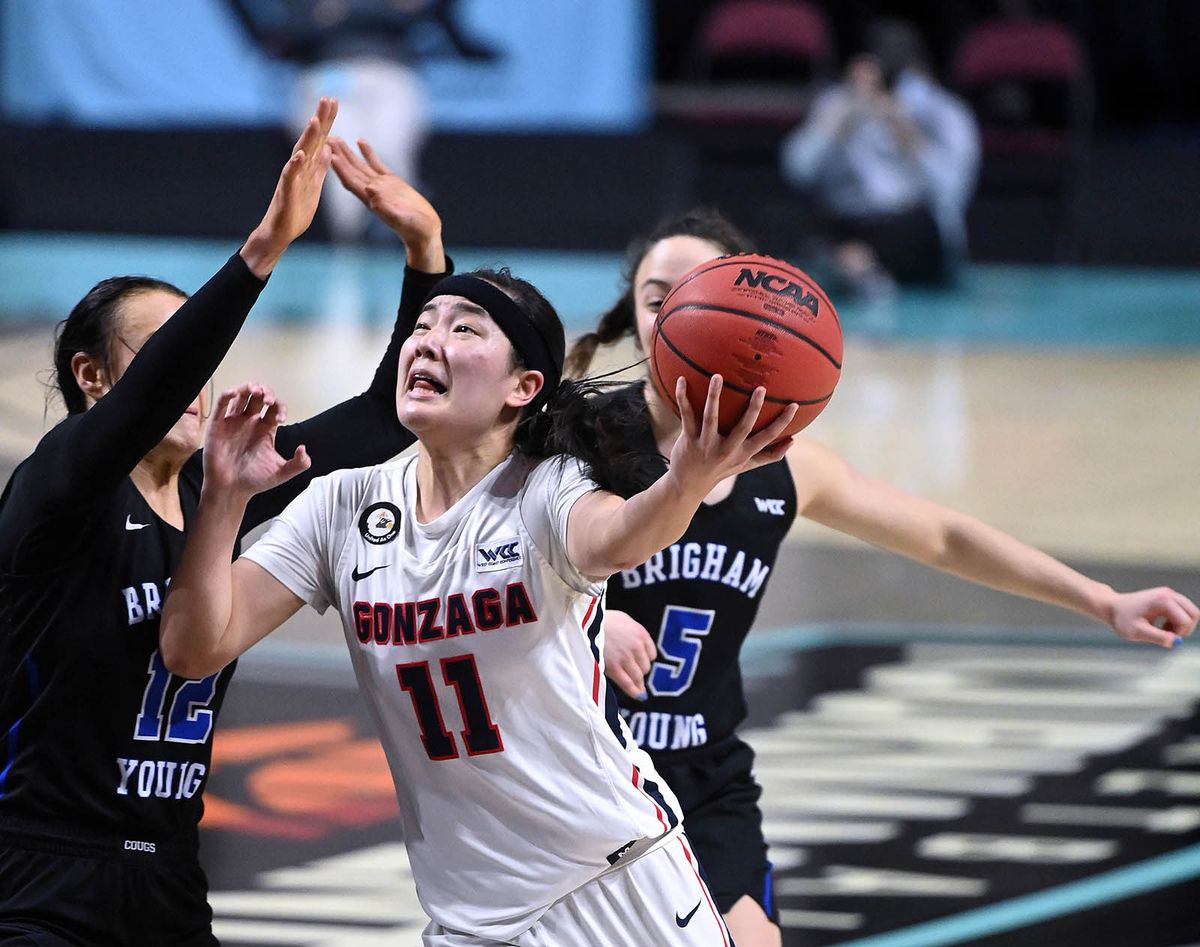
top-left (475, 538), bottom-right (522, 573)
top-left (359, 502), bottom-right (402, 546)
top-left (754, 497), bottom-right (787, 516)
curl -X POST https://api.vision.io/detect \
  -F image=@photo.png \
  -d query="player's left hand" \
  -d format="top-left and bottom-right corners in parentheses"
top-left (603, 611), bottom-right (658, 701)
top-left (1108, 586), bottom-right (1199, 649)
top-left (203, 383), bottom-right (311, 499)
top-left (329, 136), bottom-right (444, 272)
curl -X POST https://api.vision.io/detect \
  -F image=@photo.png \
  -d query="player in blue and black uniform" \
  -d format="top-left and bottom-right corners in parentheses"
top-left (0, 100), bottom-right (449, 945)
top-left (565, 209), bottom-right (1200, 947)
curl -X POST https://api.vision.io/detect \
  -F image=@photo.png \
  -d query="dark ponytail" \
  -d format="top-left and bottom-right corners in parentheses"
top-left (562, 295), bottom-right (636, 379)
top-left (52, 276), bottom-right (186, 414)
top-left (564, 206), bottom-right (756, 378)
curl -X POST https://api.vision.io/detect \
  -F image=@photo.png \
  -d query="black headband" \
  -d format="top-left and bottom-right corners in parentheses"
top-left (423, 275), bottom-right (561, 400)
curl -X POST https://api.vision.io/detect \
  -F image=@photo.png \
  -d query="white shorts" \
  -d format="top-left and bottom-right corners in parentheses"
top-left (422, 831), bottom-right (731, 947)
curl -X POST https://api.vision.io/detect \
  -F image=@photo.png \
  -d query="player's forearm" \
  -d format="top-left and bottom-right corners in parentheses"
top-left (160, 490), bottom-right (250, 678)
top-left (935, 515), bottom-right (1116, 625)
top-left (588, 470), bottom-right (710, 575)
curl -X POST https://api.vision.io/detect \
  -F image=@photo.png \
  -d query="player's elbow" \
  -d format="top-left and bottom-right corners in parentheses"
top-left (159, 625), bottom-right (225, 679)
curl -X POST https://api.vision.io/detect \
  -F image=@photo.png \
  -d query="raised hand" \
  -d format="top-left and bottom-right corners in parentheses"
top-left (241, 97), bottom-right (339, 277)
top-left (202, 384), bottom-right (311, 500)
top-left (1107, 587), bottom-right (1199, 649)
top-left (329, 136), bottom-right (444, 271)
top-left (603, 611), bottom-right (658, 701)
top-left (666, 375), bottom-right (797, 499)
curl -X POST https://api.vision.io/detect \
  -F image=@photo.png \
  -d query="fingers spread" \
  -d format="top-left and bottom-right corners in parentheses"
top-left (727, 384), bottom-right (768, 442)
top-left (260, 399), bottom-right (286, 430)
top-left (675, 376), bottom-right (699, 439)
top-left (214, 387), bottom-right (243, 419)
top-left (746, 403), bottom-right (799, 455)
top-left (752, 436), bottom-right (795, 467)
top-left (701, 374), bottom-right (724, 436)
top-left (358, 138), bottom-right (392, 176)
top-left (242, 385), bottom-right (267, 419)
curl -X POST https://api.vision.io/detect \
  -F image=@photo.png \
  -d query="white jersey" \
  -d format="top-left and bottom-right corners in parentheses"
top-left (243, 453), bottom-right (681, 940)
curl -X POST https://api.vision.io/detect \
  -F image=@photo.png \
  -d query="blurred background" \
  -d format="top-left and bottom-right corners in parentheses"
top-left (3, 0), bottom-right (1200, 261)
top-left (2, 1), bottom-right (1199, 945)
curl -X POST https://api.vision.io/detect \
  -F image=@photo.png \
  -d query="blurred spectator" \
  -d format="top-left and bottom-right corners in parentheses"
top-left (229, 0), bottom-right (496, 243)
top-left (780, 18), bottom-right (979, 296)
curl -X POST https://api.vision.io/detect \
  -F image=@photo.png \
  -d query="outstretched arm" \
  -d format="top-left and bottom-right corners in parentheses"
top-left (162, 384), bottom-right (310, 678)
top-left (241, 137), bottom-right (452, 531)
top-left (31, 98), bottom-right (337, 509)
top-left (569, 376), bottom-right (798, 578)
top-left (789, 437), bottom-right (1199, 648)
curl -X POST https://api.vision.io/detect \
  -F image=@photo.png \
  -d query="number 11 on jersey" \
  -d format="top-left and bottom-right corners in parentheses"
top-left (396, 654), bottom-right (504, 760)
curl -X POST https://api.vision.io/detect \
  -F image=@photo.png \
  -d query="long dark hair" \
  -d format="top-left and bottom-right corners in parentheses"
top-left (466, 267), bottom-right (659, 498)
top-left (52, 276), bottom-right (187, 414)
top-left (563, 207), bottom-right (755, 378)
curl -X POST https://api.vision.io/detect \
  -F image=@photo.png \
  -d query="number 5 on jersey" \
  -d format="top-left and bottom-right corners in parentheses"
top-left (648, 605), bottom-right (715, 697)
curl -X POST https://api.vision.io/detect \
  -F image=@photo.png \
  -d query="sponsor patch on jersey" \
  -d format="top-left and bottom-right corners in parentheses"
top-left (359, 502), bottom-right (402, 545)
top-left (475, 537), bottom-right (522, 573)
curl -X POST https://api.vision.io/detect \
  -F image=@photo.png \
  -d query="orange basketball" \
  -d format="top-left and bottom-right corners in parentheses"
top-left (649, 253), bottom-right (842, 438)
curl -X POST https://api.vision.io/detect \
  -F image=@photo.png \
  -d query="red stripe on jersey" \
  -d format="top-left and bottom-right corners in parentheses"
top-left (580, 595), bottom-right (598, 630)
top-left (678, 836), bottom-right (730, 947)
top-left (631, 764), bottom-right (669, 834)
top-left (582, 595), bottom-right (601, 704)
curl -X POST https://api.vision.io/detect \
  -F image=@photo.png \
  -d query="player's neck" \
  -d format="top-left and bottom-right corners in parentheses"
top-left (414, 433), bottom-right (511, 523)
top-left (130, 449), bottom-right (186, 529)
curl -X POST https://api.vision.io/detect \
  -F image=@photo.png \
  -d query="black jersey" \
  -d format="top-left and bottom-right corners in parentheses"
top-left (603, 385), bottom-right (796, 758)
top-left (0, 254), bottom-right (439, 854)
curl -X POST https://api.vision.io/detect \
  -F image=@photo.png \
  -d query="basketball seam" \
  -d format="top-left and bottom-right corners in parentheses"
top-left (659, 302), bottom-right (843, 370)
top-left (663, 257), bottom-right (841, 329)
top-left (654, 327), bottom-right (835, 406)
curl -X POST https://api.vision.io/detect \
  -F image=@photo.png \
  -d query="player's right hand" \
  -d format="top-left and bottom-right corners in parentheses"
top-left (603, 610), bottom-right (658, 701)
top-left (1108, 586), bottom-right (1199, 649)
top-left (667, 375), bottom-right (797, 500)
top-left (242, 97), bottom-right (338, 277)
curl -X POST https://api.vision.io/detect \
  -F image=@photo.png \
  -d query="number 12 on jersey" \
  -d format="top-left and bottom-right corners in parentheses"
top-left (396, 654), bottom-right (504, 760)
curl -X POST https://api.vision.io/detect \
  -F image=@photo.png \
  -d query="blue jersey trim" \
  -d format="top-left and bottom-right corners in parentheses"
top-left (0, 657), bottom-right (40, 798)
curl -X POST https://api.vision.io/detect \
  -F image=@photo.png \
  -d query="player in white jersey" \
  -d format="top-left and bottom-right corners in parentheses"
top-left (161, 265), bottom-right (800, 945)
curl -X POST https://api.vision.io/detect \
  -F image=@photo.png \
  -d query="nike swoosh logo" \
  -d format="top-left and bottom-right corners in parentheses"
top-left (675, 901), bottom-right (701, 927)
top-left (125, 515), bottom-right (149, 531)
top-left (352, 564), bottom-right (389, 582)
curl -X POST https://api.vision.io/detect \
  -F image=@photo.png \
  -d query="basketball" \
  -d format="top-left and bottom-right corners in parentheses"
top-left (649, 253), bottom-right (843, 439)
